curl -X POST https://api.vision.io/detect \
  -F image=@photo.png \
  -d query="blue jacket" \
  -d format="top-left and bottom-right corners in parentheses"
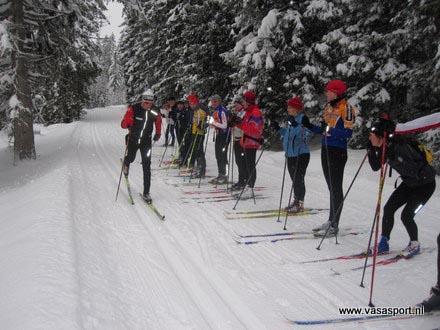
top-left (278, 113), bottom-right (312, 157)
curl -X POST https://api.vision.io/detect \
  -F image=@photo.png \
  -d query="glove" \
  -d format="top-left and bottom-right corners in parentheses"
top-left (320, 121), bottom-right (327, 133)
top-left (301, 115), bottom-right (313, 130)
top-left (287, 116), bottom-right (298, 127)
top-left (270, 121), bottom-right (280, 131)
top-left (153, 134), bottom-right (160, 142)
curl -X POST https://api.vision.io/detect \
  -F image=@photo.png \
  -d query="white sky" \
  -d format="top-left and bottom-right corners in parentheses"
top-left (100, 2), bottom-right (124, 41)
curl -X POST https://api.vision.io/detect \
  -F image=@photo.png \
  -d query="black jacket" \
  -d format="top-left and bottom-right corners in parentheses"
top-left (368, 136), bottom-right (436, 187)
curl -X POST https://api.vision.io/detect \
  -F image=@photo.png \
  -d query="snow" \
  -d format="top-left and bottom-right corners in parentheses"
top-left (257, 9), bottom-right (278, 39)
top-left (375, 58), bottom-right (407, 82)
top-left (265, 53), bottom-right (274, 70)
top-left (0, 20), bottom-right (11, 53)
top-left (0, 106), bottom-right (439, 328)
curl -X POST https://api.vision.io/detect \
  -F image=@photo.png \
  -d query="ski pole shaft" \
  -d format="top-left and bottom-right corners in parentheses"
top-left (366, 138), bottom-right (389, 306)
top-left (278, 126), bottom-right (294, 223)
top-left (158, 139), bottom-right (169, 167)
top-left (115, 142), bottom-right (129, 202)
top-left (277, 157), bottom-right (288, 223)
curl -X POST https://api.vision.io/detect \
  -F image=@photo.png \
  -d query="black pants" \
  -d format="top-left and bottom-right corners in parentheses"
top-left (215, 132), bottom-right (229, 176)
top-left (321, 146), bottom-right (347, 227)
top-left (124, 139), bottom-right (152, 195)
top-left (287, 153), bottom-right (310, 202)
top-left (188, 134), bottom-right (206, 173)
top-left (179, 129), bottom-right (192, 164)
top-left (382, 180), bottom-right (435, 241)
top-left (165, 124), bottom-right (175, 145)
top-left (233, 140), bottom-right (246, 185)
top-left (243, 148), bottom-right (257, 188)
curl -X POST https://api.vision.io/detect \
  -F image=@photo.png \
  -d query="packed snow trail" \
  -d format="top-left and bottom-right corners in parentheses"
top-left (0, 106), bottom-right (439, 329)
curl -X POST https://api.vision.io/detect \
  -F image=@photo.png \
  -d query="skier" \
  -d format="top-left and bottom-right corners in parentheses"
top-left (121, 89), bottom-right (162, 203)
top-left (187, 94), bottom-right (207, 178)
top-left (178, 98), bottom-right (194, 166)
top-left (175, 100), bottom-right (187, 146)
top-left (270, 96), bottom-right (312, 213)
top-left (209, 95), bottom-right (230, 184)
top-left (167, 96), bottom-right (178, 147)
top-left (418, 233), bottom-right (440, 312)
top-left (307, 80), bottom-right (357, 237)
top-left (238, 90), bottom-right (264, 195)
top-left (228, 96), bottom-right (247, 190)
top-left (367, 115), bottom-right (436, 257)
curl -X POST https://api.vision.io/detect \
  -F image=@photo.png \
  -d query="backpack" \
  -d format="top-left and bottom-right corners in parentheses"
top-left (417, 143), bottom-right (433, 165)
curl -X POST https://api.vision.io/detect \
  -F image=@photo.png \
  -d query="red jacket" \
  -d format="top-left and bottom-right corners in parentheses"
top-left (121, 105), bottom-right (162, 136)
top-left (239, 104), bottom-right (264, 149)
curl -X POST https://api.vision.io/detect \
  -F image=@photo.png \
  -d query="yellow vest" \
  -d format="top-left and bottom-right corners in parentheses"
top-left (323, 99), bottom-right (357, 129)
top-left (192, 107), bottom-right (206, 135)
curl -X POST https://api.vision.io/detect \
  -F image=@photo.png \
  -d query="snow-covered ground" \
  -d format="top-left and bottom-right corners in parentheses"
top-left (0, 106), bottom-right (439, 329)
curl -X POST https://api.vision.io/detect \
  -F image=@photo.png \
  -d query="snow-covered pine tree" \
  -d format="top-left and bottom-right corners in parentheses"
top-left (88, 35), bottom-right (118, 108)
top-left (108, 45), bottom-right (126, 105)
top-left (1, 0), bottom-right (106, 160)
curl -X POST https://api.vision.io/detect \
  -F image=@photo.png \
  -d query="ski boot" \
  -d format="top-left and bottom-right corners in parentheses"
top-left (312, 220), bottom-right (331, 232)
top-left (122, 163), bottom-right (129, 177)
top-left (418, 285), bottom-right (440, 312)
top-left (216, 175), bottom-right (228, 184)
top-left (285, 200), bottom-right (304, 213)
top-left (400, 241), bottom-right (420, 258)
top-left (142, 193), bottom-right (152, 204)
top-left (314, 225), bottom-right (338, 237)
top-left (230, 182), bottom-right (245, 191)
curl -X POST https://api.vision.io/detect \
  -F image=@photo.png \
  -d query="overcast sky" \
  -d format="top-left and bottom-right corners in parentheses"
top-left (100, 2), bottom-right (124, 41)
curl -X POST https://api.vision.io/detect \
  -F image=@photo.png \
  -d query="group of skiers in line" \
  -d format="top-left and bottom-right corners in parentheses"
top-left (119, 80), bottom-right (439, 312)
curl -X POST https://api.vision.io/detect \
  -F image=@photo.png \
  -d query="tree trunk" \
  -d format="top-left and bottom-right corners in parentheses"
top-left (12, 0), bottom-right (35, 160)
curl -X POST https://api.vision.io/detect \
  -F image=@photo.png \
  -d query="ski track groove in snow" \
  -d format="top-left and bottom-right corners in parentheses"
top-left (87, 109), bottom-right (266, 329)
top-left (1, 106), bottom-right (440, 329)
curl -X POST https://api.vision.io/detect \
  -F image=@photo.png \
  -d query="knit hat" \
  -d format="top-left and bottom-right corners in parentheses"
top-left (141, 89), bottom-right (154, 101)
top-left (243, 90), bottom-right (256, 104)
top-left (287, 96), bottom-right (303, 110)
top-left (325, 80), bottom-right (347, 97)
top-left (370, 114), bottom-right (396, 137)
top-left (187, 94), bottom-right (199, 106)
top-left (209, 94), bottom-right (221, 101)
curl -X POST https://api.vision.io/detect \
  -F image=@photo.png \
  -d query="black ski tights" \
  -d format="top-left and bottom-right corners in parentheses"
top-left (382, 181), bottom-right (435, 241)
top-left (321, 146), bottom-right (347, 227)
top-left (124, 141), bottom-right (152, 195)
top-left (287, 153), bottom-right (310, 202)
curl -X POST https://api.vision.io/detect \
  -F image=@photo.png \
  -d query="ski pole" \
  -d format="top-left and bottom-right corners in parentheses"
top-left (179, 126), bottom-right (192, 169)
top-left (158, 137), bottom-right (169, 167)
top-left (359, 137), bottom-right (388, 307)
top-left (277, 125), bottom-right (294, 223)
top-left (115, 141), bottom-right (129, 202)
top-left (233, 146), bottom-right (265, 210)
top-left (282, 152), bottom-right (300, 230)
top-left (316, 152), bottom-right (368, 249)
top-left (276, 156), bottom-right (288, 222)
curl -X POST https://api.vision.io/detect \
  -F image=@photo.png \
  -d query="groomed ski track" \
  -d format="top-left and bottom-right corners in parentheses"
top-left (0, 106), bottom-right (439, 329)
